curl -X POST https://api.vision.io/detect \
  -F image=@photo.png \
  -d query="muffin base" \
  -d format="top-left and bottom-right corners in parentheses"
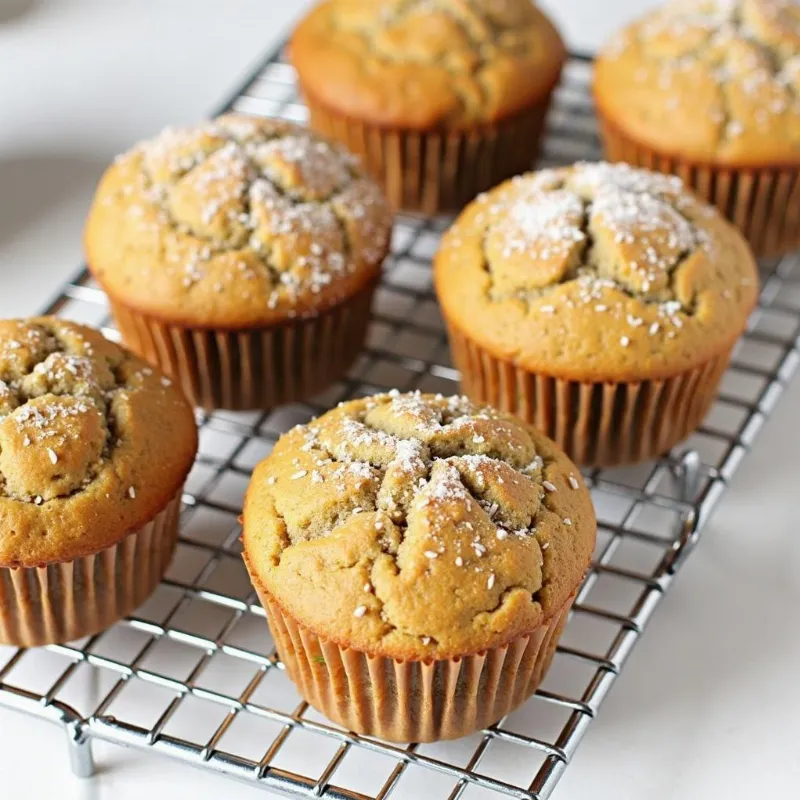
top-left (108, 279), bottom-right (377, 411)
top-left (447, 324), bottom-right (733, 467)
top-left (259, 589), bottom-right (573, 744)
top-left (597, 115), bottom-right (800, 258)
top-left (0, 490), bottom-right (182, 648)
top-left (303, 87), bottom-right (556, 215)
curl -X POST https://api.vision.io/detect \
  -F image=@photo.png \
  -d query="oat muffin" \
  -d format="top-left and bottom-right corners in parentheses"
top-left (0, 318), bottom-right (197, 646)
top-left (595, 0), bottom-right (800, 256)
top-left (242, 391), bottom-right (595, 742)
top-left (291, 0), bottom-right (566, 214)
top-left (85, 114), bottom-right (392, 410)
top-left (434, 162), bottom-right (759, 467)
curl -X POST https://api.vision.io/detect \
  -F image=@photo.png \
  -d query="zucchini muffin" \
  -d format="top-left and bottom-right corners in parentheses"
top-left (242, 391), bottom-right (595, 742)
top-left (85, 114), bottom-right (392, 410)
top-left (291, 0), bottom-right (566, 214)
top-left (434, 162), bottom-right (759, 467)
top-left (595, 0), bottom-right (800, 256)
top-left (0, 318), bottom-right (197, 646)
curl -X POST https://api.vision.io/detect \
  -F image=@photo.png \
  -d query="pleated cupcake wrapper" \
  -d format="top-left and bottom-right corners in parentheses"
top-left (0, 491), bottom-right (182, 648)
top-left (260, 591), bottom-right (572, 744)
top-left (108, 280), bottom-right (377, 411)
top-left (597, 115), bottom-right (800, 258)
top-left (446, 323), bottom-right (733, 467)
top-left (303, 88), bottom-right (554, 215)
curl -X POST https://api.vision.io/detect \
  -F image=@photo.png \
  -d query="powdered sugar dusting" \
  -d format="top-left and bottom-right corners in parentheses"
top-left (480, 162), bottom-right (722, 338)
top-left (604, 0), bottom-right (800, 142)
top-left (119, 114), bottom-right (391, 309)
top-left (271, 392), bottom-right (580, 618)
top-left (14, 399), bottom-right (98, 438)
top-left (502, 189), bottom-right (586, 261)
top-left (254, 136), bottom-right (353, 200)
top-left (0, 319), bottom-right (180, 507)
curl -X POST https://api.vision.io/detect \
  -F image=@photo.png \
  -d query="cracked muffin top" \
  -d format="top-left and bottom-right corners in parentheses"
top-left (0, 318), bottom-right (197, 568)
top-left (290, 0), bottom-right (566, 128)
top-left (242, 392), bottom-right (595, 660)
top-left (85, 115), bottom-right (392, 328)
top-left (594, 0), bottom-right (800, 164)
top-left (434, 162), bottom-right (759, 381)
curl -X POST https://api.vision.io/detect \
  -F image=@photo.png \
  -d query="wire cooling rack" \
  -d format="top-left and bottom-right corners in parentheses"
top-left (1, 44), bottom-right (799, 800)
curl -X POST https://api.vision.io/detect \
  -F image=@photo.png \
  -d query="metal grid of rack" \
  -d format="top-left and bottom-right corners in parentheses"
top-left (1, 44), bottom-right (799, 800)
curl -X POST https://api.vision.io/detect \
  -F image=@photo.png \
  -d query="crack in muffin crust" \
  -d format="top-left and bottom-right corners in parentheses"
top-left (118, 116), bottom-right (383, 303)
top-left (434, 162), bottom-right (760, 380)
top-left (290, 0), bottom-right (566, 129)
top-left (243, 392), bottom-right (596, 658)
top-left (85, 114), bottom-right (392, 327)
top-left (0, 320), bottom-right (141, 504)
top-left (476, 164), bottom-right (703, 316)
top-left (0, 318), bottom-right (197, 568)
top-left (326, 0), bottom-right (534, 115)
top-left (596, 0), bottom-right (800, 161)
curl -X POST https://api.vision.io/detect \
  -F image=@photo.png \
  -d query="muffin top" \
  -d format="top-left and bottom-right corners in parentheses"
top-left (85, 115), bottom-right (392, 328)
top-left (594, 0), bottom-right (800, 164)
top-left (0, 318), bottom-right (197, 568)
top-left (434, 162), bottom-right (759, 381)
top-left (290, 0), bottom-right (566, 129)
top-left (242, 391), bottom-right (595, 660)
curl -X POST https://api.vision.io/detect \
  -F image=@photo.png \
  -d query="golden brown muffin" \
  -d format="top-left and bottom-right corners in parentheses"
top-left (291, 0), bottom-right (566, 213)
top-left (0, 318), bottom-right (197, 646)
top-left (434, 162), bottom-right (759, 466)
top-left (242, 391), bottom-right (595, 742)
top-left (85, 114), bottom-right (392, 410)
top-left (594, 0), bottom-right (800, 256)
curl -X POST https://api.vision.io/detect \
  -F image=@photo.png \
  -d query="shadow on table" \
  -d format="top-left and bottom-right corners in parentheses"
top-left (0, 0), bottom-right (38, 24)
top-left (0, 153), bottom-right (105, 251)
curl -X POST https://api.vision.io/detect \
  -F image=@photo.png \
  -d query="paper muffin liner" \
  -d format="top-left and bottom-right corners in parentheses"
top-left (108, 279), bottom-right (377, 412)
top-left (597, 115), bottom-right (800, 258)
top-left (446, 323), bottom-right (733, 467)
top-left (302, 87), bottom-right (555, 215)
top-left (0, 490), bottom-right (182, 648)
top-left (258, 588), bottom-right (573, 743)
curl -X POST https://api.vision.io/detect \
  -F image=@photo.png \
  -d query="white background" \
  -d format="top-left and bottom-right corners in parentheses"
top-left (0, 1), bottom-right (798, 799)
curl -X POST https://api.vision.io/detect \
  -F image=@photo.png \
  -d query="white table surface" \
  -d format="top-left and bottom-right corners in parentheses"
top-left (1, 2), bottom-right (798, 799)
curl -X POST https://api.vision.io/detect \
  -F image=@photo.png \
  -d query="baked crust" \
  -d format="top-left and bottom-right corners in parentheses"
top-left (242, 391), bottom-right (595, 661)
top-left (594, 0), bottom-right (800, 165)
top-left (290, 0), bottom-right (566, 130)
top-left (0, 318), bottom-right (197, 567)
top-left (434, 162), bottom-right (759, 382)
top-left (85, 115), bottom-right (392, 329)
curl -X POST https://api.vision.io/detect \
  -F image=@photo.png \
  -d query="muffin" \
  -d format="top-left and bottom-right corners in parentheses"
top-left (242, 391), bottom-right (595, 742)
top-left (594, 0), bottom-right (800, 257)
top-left (434, 162), bottom-right (759, 467)
top-left (0, 318), bottom-right (197, 647)
top-left (84, 114), bottom-right (392, 411)
top-left (290, 0), bottom-right (566, 214)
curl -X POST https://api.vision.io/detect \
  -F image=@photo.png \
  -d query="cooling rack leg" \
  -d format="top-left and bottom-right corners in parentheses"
top-left (674, 449), bottom-right (702, 504)
top-left (661, 450), bottom-right (704, 577)
top-left (65, 719), bottom-right (95, 778)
